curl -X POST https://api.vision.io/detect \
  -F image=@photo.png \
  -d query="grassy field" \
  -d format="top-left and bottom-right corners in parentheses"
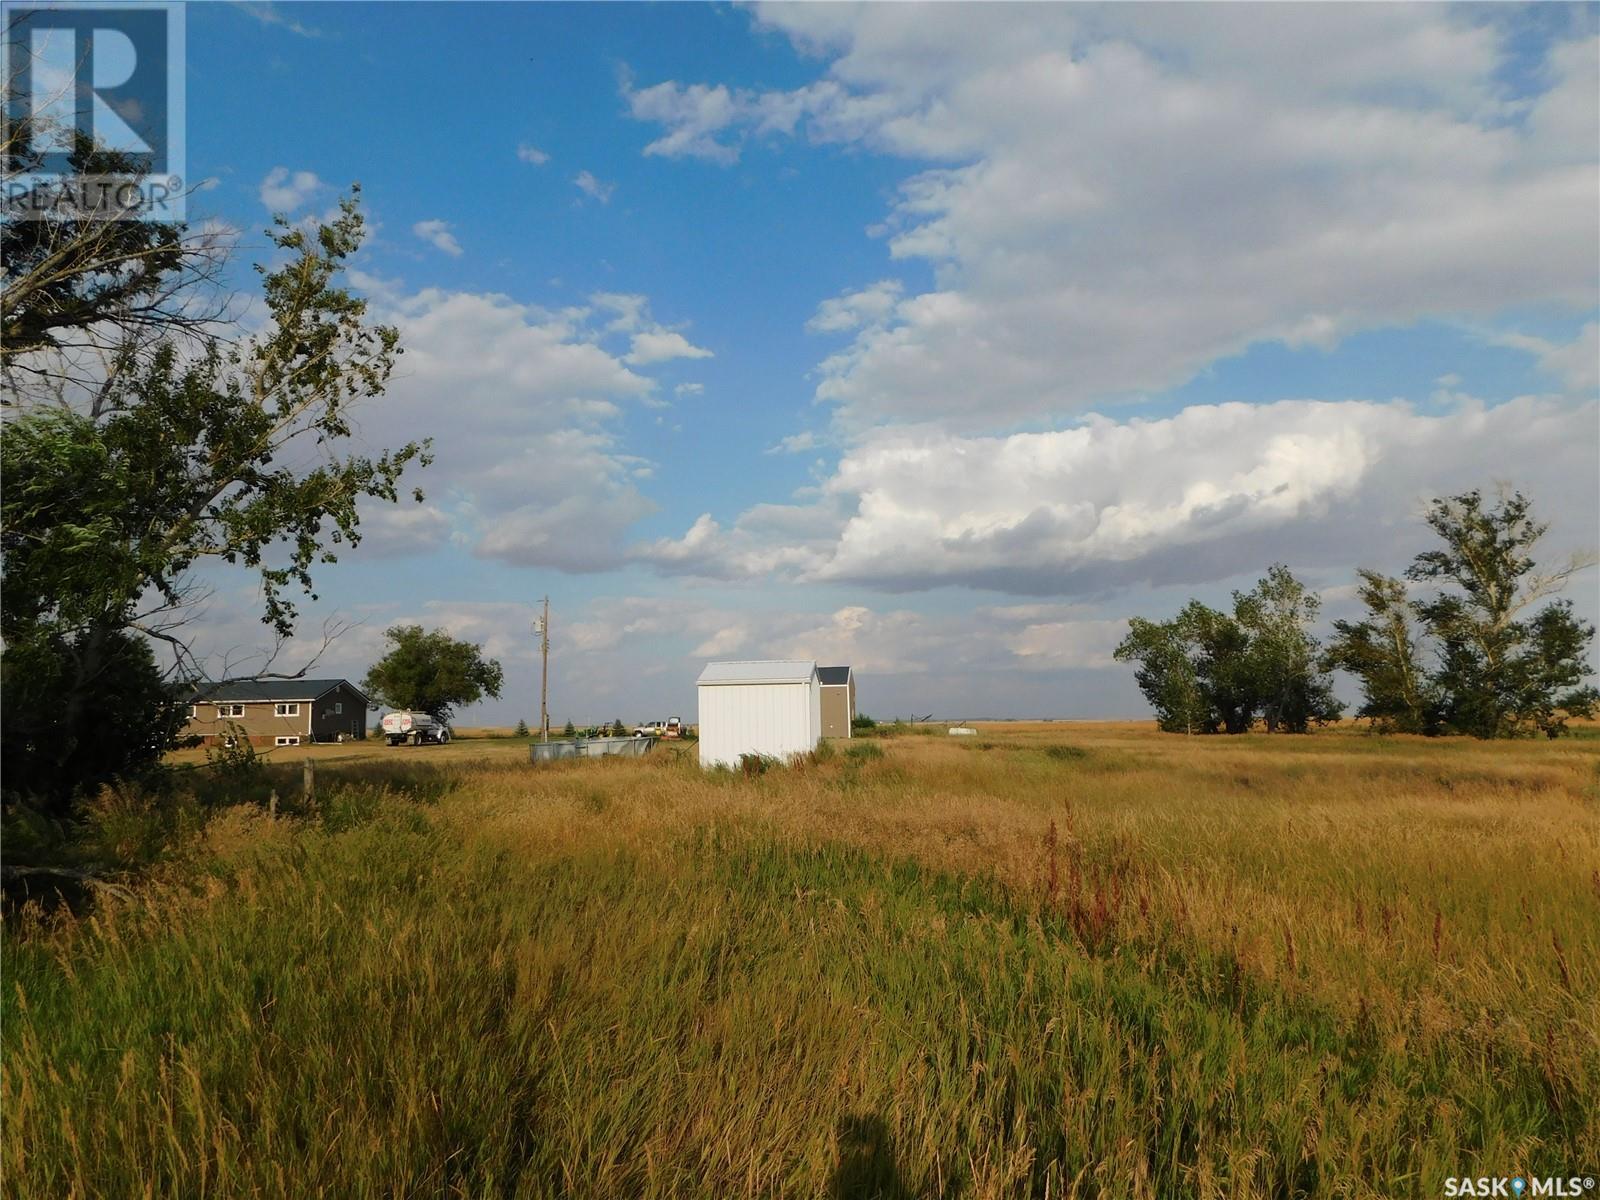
top-left (5, 723), bottom-right (1598, 1198)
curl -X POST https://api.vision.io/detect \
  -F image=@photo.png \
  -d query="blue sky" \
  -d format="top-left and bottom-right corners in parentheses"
top-left (173, 1), bottom-right (1598, 726)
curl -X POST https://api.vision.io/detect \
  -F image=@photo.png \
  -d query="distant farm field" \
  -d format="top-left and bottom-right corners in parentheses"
top-left (6, 724), bottom-right (1598, 1198)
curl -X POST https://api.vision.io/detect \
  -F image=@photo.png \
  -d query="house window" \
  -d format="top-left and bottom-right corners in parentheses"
top-left (217, 703), bottom-right (245, 718)
top-left (334, 701), bottom-right (343, 715)
top-left (274, 736), bottom-right (300, 747)
top-left (186, 705), bottom-right (196, 719)
top-left (275, 702), bottom-right (300, 717)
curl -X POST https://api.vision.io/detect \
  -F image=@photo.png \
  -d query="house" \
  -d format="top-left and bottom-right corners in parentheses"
top-left (696, 660), bottom-right (821, 769)
top-left (183, 679), bottom-right (370, 747)
top-left (818, 665), bottom-right (856, 738)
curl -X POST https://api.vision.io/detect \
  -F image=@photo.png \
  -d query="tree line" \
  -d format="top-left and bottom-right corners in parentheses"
top-left (1115, 489), bottom-right (1597, 738)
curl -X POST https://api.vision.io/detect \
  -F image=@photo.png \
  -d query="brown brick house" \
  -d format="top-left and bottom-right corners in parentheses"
top-left (819, 666), bottom-right (856, 738)
top-left (184, 679), bottom-right (371, 747)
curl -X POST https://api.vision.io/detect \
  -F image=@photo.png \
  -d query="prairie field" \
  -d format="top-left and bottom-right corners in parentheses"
top-left (4, 723), bottom-right (1598, 1198)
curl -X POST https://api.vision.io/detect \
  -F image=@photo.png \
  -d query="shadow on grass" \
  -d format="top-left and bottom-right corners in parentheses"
top-left (830, 1113), bottom-right (915, 1200)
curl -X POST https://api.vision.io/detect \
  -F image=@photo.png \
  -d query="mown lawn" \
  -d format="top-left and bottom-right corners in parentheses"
top-left (5, 724), bottom-right (1597, 1198)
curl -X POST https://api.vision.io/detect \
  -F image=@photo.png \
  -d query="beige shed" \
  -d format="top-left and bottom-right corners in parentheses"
top-left (818, 666), bottom-right (856, 738)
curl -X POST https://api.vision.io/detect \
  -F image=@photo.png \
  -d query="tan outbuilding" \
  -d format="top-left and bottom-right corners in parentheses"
top-left (818, 666), bottom-right (856, 738)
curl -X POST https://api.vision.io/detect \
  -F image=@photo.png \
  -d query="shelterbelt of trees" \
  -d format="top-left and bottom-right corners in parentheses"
top-left (1115, 489), bottom-right (1597, 739)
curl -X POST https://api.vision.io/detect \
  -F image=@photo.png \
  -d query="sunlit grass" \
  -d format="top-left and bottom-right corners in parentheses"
top-left (6, 723), bottom-right (1597, 1197)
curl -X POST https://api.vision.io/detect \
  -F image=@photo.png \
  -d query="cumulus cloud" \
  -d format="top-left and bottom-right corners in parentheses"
top-left (766, 431), bottom-right (821, 455)
top-left (340, 278), bottom-right (707, 569)
top-left (516, 142), bottom-right (550, 165)
top-left (674, 382), bottom-right (705, 397)
top-left (631, 501), bottom-right (843, 581)
top-left (622, 74), bottom-right (852, 164)
top-left (589, 292), bottom-right (648, 332)
top-left (626, 81), bottom-right (745, 163)
top-left (573, 170), bottom-right (616, 204)
top-left (631, 7), bottom-right (1599, 428)
top-left (637, 395), bottom-right (1599, 595)
top-left (624, 330), bottom-right (713, 365)
top-left (411, 219), bottom-right (463, 257)
top-left (258, 166), bottom-right (323, 211)
top-left (472, 430), bottom-right (657, 572)
top-left (350, 503), bottom-right (454, 559)
top-left (807, 280), bottom-right (903, 333)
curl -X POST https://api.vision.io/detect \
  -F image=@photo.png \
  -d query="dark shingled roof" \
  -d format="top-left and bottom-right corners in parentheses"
top-left (818, 666), bottom-right (852, 686)
top-left (187, 678), bottom-right (363, 704)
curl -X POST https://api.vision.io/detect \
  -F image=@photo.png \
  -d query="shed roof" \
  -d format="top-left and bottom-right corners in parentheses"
top-left (818, 666), bottom-right (852, 686)
top-left (187, 678), bottom-right (363, 704)
top-left (697, 660), bottom-right (817, 686)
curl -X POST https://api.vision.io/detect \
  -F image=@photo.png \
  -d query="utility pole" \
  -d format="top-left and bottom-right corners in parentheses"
top-left (534, 597), bottom-right (550, 742)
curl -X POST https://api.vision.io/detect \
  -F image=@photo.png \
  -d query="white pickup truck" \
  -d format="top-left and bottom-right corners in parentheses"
top-left (632, 717), bottom-right (682, 739)
top-left (380, 711), bottom-right (451, 746)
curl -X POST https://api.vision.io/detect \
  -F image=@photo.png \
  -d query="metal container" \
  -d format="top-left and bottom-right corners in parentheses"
top-left (529, 736), bottom-right (656, 764)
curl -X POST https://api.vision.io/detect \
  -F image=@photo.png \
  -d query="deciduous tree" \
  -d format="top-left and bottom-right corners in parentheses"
top-left (3, 163), bottom-right (430, 808)
top-left (1116, 567), bottom-right (1342, 734)
top-left (1233, 565), bottom-right (1343, 733)
top-left (1113, 616), bottom-right (1207, 734)
top-left (363, 626), bottom-right (504, 723)
top-left (1406, 490), bottom-right (1595, 738)
top-left (1325, 570), bottom-right (1437, 733)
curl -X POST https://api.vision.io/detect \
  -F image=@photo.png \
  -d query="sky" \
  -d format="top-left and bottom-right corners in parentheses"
top-left (169, 1), bottom-right (1598, 726)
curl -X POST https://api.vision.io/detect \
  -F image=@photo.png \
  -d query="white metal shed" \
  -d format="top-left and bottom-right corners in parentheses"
top-left (696, 660), bottom-right (821, 768)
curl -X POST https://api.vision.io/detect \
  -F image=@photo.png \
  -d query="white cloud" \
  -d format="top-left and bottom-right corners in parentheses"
top-left (591, 292), bottom-right (649, 332)
top-left (411, 219), bottom-right (463, 257)
top-left (626, 81), bottom-right (745, 163)
top-left (1492, 322), bottom-right (1600, 395)
top-left (760, 605), bottom-right (1126, 676)
top-left (765, 431), bottom-right (821, 455)
top-left (621, 75), bottom-right (851, 164)
top-left (355, 602), bottom-right (541, 675)
top-left (624, 330), bottom-right (713, 366)
top-left (258, 166), bottom-right (323, 212)
top-left (807, 280), bottom-right (903, 333)
top-left (350, 503), bottom-right (454, 560)
top-left (632, 8), bottom-right (1599, 428)
top-left (674, 382), bottom-right (705, 397)
top-left (574, 170), bottom-right (616, 204)
top-left (472, 430), bottom-right (657, 572)
top-left (638, 395), bottom-right (1599, 595)
top-left (565, 596), bottom-right (1124, 682)
top-left (341, 279), bottom-right (711, 570)
top-left (631, 501), bottom-right (842, 581)
top-left (516, 142), bottom-right (551, 165)
top-left (566, 596), bottom-right (753, 657)
top-left (235, 3), bottom-right (324, 38)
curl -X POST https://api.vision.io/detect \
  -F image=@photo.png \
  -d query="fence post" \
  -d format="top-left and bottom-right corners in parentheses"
top-left (302, 759), bottom-right (315, 805)
top-left (268, 789), bottom-right (278, 820)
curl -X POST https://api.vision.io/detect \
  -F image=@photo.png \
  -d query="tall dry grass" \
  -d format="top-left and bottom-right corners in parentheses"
top-left (4, 724), bottom-right (1596, 1197)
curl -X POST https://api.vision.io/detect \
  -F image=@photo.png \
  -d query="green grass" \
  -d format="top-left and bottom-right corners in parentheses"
top-left (5, 724), bottom-right (1598, 1197)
